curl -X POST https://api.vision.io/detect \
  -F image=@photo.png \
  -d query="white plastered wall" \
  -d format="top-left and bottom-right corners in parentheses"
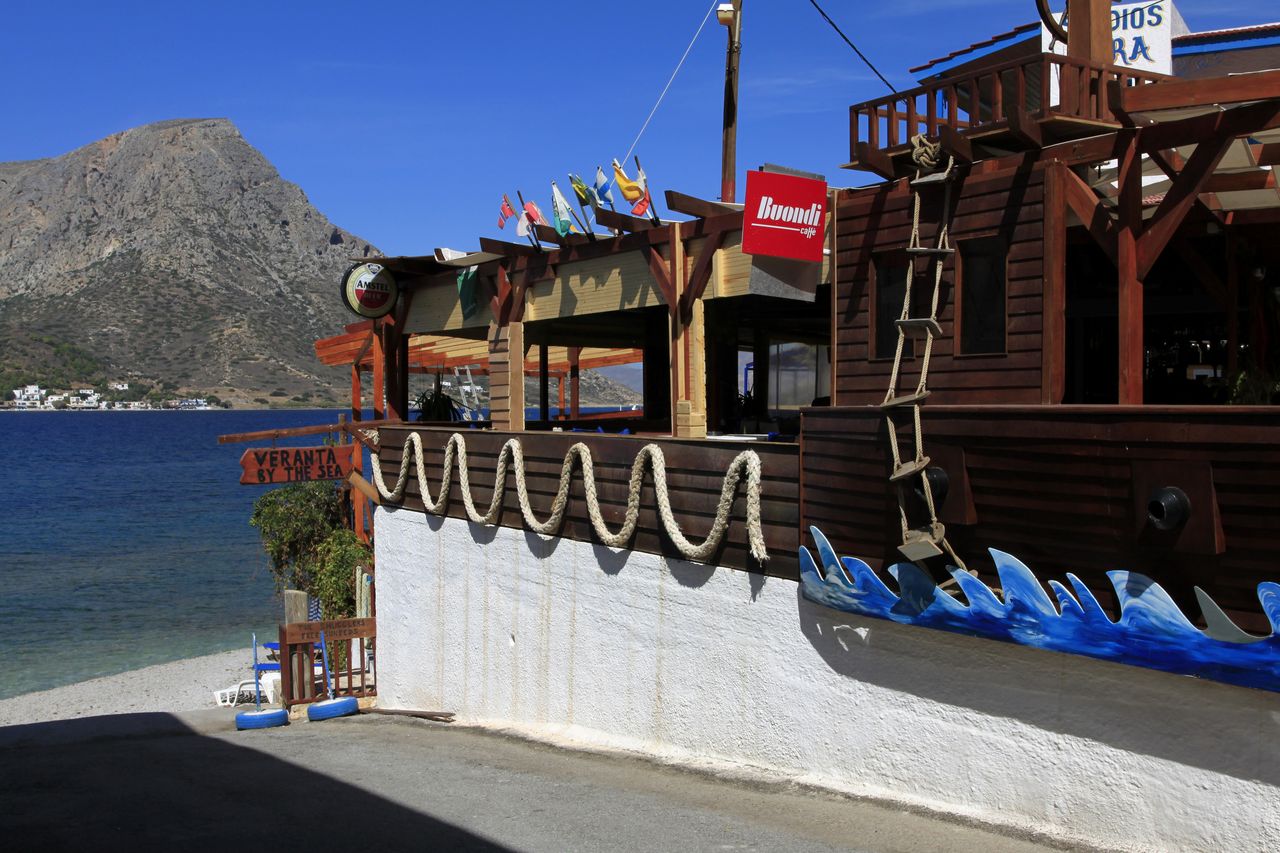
top-left (376, 508), bottom-right (1280, 852)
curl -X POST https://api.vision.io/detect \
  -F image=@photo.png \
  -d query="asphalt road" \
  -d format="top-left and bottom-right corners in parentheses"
top-left (0, 710), bottom-right (1070, 852)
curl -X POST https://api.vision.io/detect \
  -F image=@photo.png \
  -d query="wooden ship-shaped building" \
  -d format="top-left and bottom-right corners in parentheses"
top-left (320, 1), bottom-right (1280, 643)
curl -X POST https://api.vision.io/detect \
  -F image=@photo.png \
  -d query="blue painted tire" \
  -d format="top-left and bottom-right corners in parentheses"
top-left (236, 708), bottom-right (289, 730)
top-left (307, 696), bottom-right (359, 721)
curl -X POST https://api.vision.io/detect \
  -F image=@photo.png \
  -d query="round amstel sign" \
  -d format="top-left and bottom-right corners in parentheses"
top-left (340, 263), bottom-right (398, 318)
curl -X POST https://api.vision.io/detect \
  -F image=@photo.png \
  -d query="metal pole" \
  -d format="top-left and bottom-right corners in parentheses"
top-left (720, 1), bottom-right (743, 204)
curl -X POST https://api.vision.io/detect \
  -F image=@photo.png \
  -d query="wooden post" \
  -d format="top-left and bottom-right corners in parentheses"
top-left (1226, 233), bottom-right (1239, 375)
top-left (391, 333), bottom-right (409, 421)
top-left (350, 363), bottom-right (362, 424)
top-left (490, 322), bottom-right (526, 431)
top-left (556, 370), bottom-right (565, 418)
top-left (1067, 0), bottom-right (1111, 64)
top-left (669, 222), bottom-right (706, 438)
top-left (538, 343), bottom-right (549, 423)
top-left (720, 0), bottom-right (743, 204)
top-left (371, 324), bottom-right (385, 420)
top-left (569, 347), bottom-right (581, 418)
top-left (1117, 132), bottom-right (1144, 404)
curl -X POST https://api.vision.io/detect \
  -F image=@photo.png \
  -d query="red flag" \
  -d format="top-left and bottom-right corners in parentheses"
top-left (498, 195), bottom-right (516, 229)
top-left (631, 187), bottom-right (651, 217)
top-left (523, 200), bottom-right (545, 225)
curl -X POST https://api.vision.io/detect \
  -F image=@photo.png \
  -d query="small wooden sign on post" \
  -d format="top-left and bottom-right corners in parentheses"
top-left (239, 445), bottom-right (356, 485)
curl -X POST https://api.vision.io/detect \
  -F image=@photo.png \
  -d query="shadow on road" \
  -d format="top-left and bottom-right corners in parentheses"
top-left (0, 713), bottom-right (510, 852)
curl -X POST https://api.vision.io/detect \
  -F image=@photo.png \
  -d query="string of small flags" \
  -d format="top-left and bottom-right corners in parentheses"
top-left (498, 156), bottom-right (661, 246)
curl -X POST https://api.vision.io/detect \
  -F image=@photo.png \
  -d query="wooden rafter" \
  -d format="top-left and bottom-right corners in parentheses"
top-left (1254, 142), bottom-right (1280, 167)
top-left (1139, 100), bottom-right (1280, 153)
top-left (1137, 133), bottom-right (1236, 279)
top-left (1005, 109), bottom-right (1043, 148)
top-left (854, 141), bottom-right (898, 181)
top-left (1113, 68), bottom-right (1280, 116)
top-left (1062, 167), bottom-right (1117, 263)
top-left (664, 190), bottom-right (741, 218)
top-left (678, 226), bottom-right (731, 320)
top-left (1147, 148), bottom-right (1225, 221)
top-left (640, 239), bottom-right (677, 314)
top-left (937, 125), bottom-right (974, 164)
top-left (593, 207), bottom-right (660, 233)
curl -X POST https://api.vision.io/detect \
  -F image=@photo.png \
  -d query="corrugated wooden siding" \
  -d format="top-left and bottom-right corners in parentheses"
top-left (524, 247), bottom-right (668, 322)
top-left (404, 272), bottom-right (493, 334)
top-left (834, 163), bottom-right (1053, 405)
top-left (801, 405), bottom-right (1280, 635)
top-left (377, 426), bottom-right (800, 579)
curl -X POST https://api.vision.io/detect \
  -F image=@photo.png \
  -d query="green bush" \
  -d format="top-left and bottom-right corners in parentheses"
top-left (249, 481), bottom-right (370, 620)
top-left (314, 529), bottom-right (369, 620)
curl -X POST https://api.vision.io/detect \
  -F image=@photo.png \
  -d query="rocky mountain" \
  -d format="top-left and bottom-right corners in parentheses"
top-left (0, 118), bottom-right (641, 408)
top-left (0, 118), bottom-right (375, 404)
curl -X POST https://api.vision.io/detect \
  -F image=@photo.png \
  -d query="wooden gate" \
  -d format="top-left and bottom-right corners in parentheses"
top-left (278, 617), bottom-right (376, 708)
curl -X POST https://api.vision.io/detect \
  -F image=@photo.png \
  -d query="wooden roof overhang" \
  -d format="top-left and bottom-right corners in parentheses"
top-left (1054, 69), bottom-right (1280, 278)
top-left (315, 323), bottom-right (640, 377)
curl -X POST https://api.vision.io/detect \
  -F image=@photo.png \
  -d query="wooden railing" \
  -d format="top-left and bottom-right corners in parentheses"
top-left (375, 425), bottom-right (801, 580)
top-left (278, 617), bottom-right (376, 709)
top-left (850, 53), bottom-right (1165, 159)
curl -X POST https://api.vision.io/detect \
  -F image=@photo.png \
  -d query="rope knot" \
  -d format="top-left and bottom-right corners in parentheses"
top-left (910, 134), bottom-right (943, 172)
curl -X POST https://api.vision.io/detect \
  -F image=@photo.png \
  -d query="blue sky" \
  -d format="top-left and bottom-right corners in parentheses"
top-left (2, 1), bottom-right (1267, 256)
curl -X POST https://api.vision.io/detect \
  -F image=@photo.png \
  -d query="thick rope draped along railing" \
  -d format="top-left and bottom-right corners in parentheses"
top-left (368, 431), bottom-right (768, 563)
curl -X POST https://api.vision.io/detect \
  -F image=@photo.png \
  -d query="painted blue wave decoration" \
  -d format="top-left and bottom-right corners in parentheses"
top-left (799, 526), bottom-right (1280, 693)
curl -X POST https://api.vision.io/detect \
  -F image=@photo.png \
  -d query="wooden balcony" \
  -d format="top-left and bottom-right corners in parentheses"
top-left (848, 53), bottom-right (1166, 178)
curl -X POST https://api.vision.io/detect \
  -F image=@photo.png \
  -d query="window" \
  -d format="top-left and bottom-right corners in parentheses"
top-left (874, 254), bottom-right (911, 359)
top-left (959, 237), bottom-right (1007, 355)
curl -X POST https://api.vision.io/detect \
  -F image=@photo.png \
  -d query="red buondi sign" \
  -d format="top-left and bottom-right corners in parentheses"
top-left (239, 444), bottom-right (356, 485)
top-left (741, 170), bottom-right (828, 263)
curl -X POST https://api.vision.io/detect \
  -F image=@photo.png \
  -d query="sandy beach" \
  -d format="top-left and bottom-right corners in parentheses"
top-left (0, 650), bottom-right (258, 727)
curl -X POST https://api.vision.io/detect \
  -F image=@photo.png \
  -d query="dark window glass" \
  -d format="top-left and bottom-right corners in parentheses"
top-left (875, 255), bottom-right (911, 359)
top-left (960, 239), bottom-right (1006, 355)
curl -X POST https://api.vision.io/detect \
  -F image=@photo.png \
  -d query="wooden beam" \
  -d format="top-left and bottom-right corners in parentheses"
top-left (1147, 148), bottom-right (1227, 223)
top-left (664, 190), bottom-right (742, 218)
top-left (1062, 167), bottom-right (1117, 263)
top-left (538, 343), bottom-right (549, 422)
top-left (937, 125), bottom-right (974, 164)
top-left (1254, 142), bottom-right (1280, 167)
top-left (593, 206), bottom-right (661, 232)
top-left (1204, 170), bottom-right (1276, 193)
top-left (640, 240), bottom-right (678, 315)
top-left (1040, 129), bottom-right (1135, 168)
top-left (568, 346), bottom-right (581, 419)
top-left (1117, 133), bottom-right (1144, 406)
top-left (1117, 68), bottom-right (1280, 115)
top-left (1137, 133), bottom-right (1236, 279)
top-left (678, 226), bottom-right (731, 320)
top-left (1067, 0), bottom-right (1111, 65)
top-left (217, 418), bottom-right (398, 444)
top-left (1005, 108), bottom-right (1043, 148)
top-left (478, 236), bottom-right (544, 256)
top-left (853, 141), bottom-right (898, 181)
top-left (533, 223), bottom-right (595, 246)
top-left (1139, 100), bottom-right (1280, 153)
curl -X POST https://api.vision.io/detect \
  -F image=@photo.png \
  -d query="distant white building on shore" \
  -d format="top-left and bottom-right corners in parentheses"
top-left (13, 385), bottom-right (45, 410)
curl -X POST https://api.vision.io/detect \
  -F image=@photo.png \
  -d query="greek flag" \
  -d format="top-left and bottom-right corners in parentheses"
top-left (593, 165), bottom-right (614, 207)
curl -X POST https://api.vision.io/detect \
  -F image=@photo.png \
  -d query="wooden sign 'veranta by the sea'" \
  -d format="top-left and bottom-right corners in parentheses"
top-left (239, 445), bottom-right (356, 485)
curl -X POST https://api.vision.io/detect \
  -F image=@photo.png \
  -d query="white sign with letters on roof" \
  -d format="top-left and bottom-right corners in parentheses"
top-left (1041, 1), bottom-right (1188, 75)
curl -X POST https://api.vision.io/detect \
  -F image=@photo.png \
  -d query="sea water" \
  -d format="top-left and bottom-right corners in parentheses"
top-left (0, 409), bottom-right (349, 699)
